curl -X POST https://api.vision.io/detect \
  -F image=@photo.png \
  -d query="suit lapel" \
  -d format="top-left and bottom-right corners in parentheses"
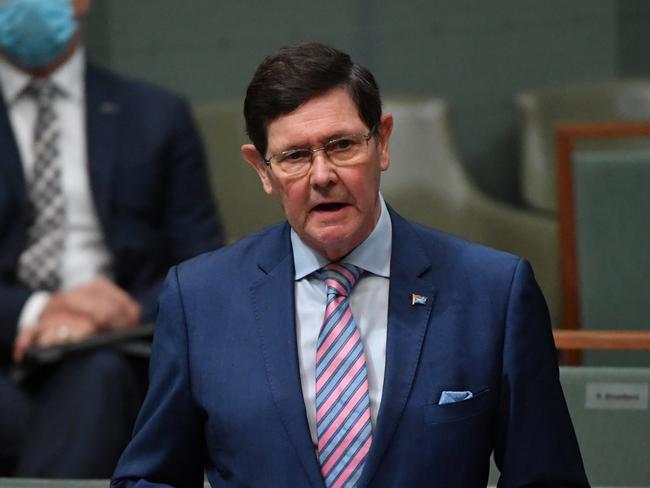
top-left (85, 63), bottom-right (118, 230)
top-left (358, 209), bottom-right (436, 487)
top-left (0, 94), bottom-right (29, 209)
top-left (249, 224), bottom-right (324, 487)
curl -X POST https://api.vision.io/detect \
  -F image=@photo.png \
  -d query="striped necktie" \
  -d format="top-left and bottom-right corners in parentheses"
top-left (316, 263), bottom-right (372, 488)
top-left (17, 79), bottom-right (65, 291)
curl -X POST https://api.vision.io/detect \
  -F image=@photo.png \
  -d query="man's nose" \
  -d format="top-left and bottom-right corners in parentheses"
top-left (309, 150), bottom-right (338, 187)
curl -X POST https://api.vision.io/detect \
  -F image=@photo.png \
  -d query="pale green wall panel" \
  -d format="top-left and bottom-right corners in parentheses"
top-left (83, 0), bottom-right (621, 203)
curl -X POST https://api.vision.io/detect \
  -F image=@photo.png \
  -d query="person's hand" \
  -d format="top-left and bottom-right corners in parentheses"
top-left (42, 277), bottom-right (141, 331)
top-left (13, 308), bottom-right (97, 363)
top-left (12, 278), bottom-right (141, 363)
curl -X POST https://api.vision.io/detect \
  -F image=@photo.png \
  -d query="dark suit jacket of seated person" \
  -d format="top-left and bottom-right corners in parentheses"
top-left (112, 43), bottom-right (589, 488)
top-left (0, 0), bottom-right (224, 479)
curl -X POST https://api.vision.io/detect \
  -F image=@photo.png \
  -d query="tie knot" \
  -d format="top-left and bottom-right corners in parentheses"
top-left (319, 263), bottom-right (363, 297)
top-left (25, 79), bottom-right (57, 105)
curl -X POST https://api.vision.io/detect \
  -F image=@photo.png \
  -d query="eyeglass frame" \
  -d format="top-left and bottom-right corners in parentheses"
top-left (261, 125), bottom-right (379, 172)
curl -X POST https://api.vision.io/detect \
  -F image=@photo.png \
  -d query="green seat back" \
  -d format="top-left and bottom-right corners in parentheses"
top-left (489, 366), bottom-right (650, 486)
top-left (517, 80), bottom-right (650, 212)
top-left (192, 100), bottom-right (284, 243)
top-left (573, 147), bottom-right (650, 366)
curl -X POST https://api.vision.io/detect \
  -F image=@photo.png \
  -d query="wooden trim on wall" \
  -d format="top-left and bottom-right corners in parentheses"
top-left (554, 330), bottom-right (650, 351)
top-left (555, 122), bottom-right (650, 365)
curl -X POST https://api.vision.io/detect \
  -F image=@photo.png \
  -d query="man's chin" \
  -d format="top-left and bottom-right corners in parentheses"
top-left (302, 225), bottom-right (363, 260)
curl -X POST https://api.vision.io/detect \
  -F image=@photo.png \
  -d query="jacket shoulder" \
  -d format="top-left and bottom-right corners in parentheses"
top-left (403, 218), bottom-right (524, 286)
top-left (413, 220), bottom-right (518, 262)
top-left (86, 62), bottom-right (187, 108)
top-left (174, 222), bottom-right (288, 285)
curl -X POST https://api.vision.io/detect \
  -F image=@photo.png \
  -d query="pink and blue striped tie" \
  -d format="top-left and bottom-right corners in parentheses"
top-left (316, 263), bottom-right (372, 488)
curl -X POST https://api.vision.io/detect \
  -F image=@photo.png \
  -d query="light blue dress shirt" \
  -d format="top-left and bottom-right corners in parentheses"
top-left (292, 195), bottom-right (392, 446)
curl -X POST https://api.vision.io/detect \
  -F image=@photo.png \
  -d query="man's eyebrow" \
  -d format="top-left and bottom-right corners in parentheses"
top-left (324, 131), bottom-right (354, 142)
top-left (279, 130), bottom-right (364, 151)
top-left (274, 142), bottom-right (310, 153)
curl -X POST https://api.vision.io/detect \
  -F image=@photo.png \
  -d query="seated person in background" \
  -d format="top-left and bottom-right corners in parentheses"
top-left (0, 0), bottom-right (224, 478)
top-left (112, 43), bottom-right (589, 487)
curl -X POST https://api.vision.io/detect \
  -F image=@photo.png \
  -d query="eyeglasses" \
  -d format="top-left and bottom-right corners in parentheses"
top-left (263, 127), bottom-right (377, 178)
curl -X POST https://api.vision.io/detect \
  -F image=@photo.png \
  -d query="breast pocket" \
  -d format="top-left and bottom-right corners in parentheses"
top-left (422, 389), bottom-right (495, 425)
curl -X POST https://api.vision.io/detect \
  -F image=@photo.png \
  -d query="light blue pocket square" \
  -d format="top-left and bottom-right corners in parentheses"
top-left (438, 390), bottom-right (474, 405)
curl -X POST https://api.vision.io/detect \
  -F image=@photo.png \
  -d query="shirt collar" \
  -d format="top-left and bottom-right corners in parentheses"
top-left (291, 193), bottom-right (392, 280)
top-left (0, 47), bottom-right (85, 105)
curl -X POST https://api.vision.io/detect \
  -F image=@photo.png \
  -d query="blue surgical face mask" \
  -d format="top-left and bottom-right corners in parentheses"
top-left (0, 0), bottom-right (78, 68)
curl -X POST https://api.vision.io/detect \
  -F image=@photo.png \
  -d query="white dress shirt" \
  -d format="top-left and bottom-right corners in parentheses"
top-left (0, 49), bottom-right (114, 328)
top-left (292, 195), bottom-right (392, 446)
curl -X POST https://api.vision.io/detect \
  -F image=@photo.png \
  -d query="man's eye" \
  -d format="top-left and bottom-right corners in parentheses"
top-left (281, 150), bottom-right (310, 163)
top-left (329, 138), bottom-right (355, 152)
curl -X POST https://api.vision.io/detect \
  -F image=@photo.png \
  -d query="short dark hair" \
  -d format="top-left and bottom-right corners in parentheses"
top-left (243, 42), bottom-right (382, 156)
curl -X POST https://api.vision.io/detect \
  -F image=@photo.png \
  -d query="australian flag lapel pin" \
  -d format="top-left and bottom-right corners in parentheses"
top-left (411, 293), bottom-right (428, 306)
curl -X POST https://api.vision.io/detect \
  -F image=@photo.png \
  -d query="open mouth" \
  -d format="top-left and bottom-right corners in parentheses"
top-left (313, 202), bottom-right (347, 212)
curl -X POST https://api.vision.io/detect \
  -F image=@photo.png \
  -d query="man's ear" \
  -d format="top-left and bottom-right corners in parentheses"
top-left (377, 112), bottom-right (393, 172)
top-left (242, 144), bottom-right (274, 196)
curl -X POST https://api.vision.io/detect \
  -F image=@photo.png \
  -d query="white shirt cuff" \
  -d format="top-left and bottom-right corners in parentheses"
top-left (18, 291), bottom-right (52, 330)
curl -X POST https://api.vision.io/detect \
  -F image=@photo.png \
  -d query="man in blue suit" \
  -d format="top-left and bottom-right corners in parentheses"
top-left (112, 43), bottom-right (589, 487)
top-left (0, 0), bottom-right (224, 478)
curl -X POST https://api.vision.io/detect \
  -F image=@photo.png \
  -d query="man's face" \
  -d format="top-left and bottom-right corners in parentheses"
top-left (243, 87), bottom-right (393, 260)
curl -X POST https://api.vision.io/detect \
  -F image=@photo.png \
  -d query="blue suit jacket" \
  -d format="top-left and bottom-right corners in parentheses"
top-left (112, 209), bottom-right (589, 487)
top-left (0, 63), bottom-right (224, 363)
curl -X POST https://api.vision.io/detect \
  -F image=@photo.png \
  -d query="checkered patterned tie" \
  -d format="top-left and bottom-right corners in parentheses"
top-left (17, 79), bottom-right (65, 291)
top-left (316, 263), bottom-right (372, 488)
